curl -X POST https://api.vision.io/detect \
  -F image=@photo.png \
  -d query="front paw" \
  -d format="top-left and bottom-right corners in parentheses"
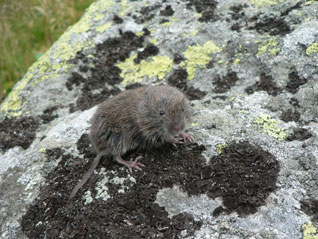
top-left (168, 137), bottom-right (184, 147)
top-left (179, 132), bottom-right (194, 142)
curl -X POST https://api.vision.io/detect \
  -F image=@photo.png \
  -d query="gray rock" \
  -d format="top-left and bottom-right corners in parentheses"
top-left (1, 0), bottom-right (318, 238)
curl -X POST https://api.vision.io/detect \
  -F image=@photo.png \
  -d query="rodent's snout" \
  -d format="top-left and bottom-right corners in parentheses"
top-left (170, 123), bottom-right (184, 133)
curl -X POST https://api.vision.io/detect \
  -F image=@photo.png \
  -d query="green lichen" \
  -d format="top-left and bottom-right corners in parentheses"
top-left (303, 0), bottom-right (318, 6)
top-left (180, 41), bottom-right (222, 80)
top-left (120, 0), bottom-right (132, 16)
top-left (184, 29), bottom-right (199, 37)
top-left (306, 43), bottom-right (318, 55)
top-left (302, 221), bottom-right (318, 239)
top-left (161, 17), bottom-right (179, 27)
top-left (250, 0), bottom-right (285, 7)
top-left (136, 31), bottom-right (145, 37)
top-left (0, 74), bottom-right (33, 117)
top-left (96, 22), bottom-right (112, 33)
top-left (234, 58), bottom-right (241, 64)
top-left (0, 0), bottom-right (114, 117)
top-left (256, 37), bottom-right (280, 56)
top-left (94, 13), bottom-right (105, 21)
top-left (234, 53), bottom-right (242, 64)
top-left (150, 38), bottom-right (158, 45)
top-left (216, 143), bottom-right (228, 154)
top-left (254, 113), bottom-right (286, 141)
top-left (117, 54), bottom-right (173, 85)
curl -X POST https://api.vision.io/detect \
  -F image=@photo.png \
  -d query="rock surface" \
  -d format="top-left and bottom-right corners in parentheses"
top-left (1, 0), bottom-right (318, 238)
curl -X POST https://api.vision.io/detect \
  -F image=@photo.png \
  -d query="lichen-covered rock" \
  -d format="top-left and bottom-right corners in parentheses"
top-left (1, 0), bottom-right (318, 238)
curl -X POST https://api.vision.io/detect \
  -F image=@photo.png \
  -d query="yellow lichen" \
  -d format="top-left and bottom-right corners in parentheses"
top-left (234, 58), bottom-right (241, 64)
top-left (229, 97), bottom-right (236, 102)
top-left (96, 22), bottom-right (112, 33)
top-left (0, 74), bottom-right (33, 117)
top-left (303, 0), bottom-right (318, 6)
top-left (194, 12), bottom-right (202, 18)
top-left (0, 0), bottom-right (114, 117)
top-left (180, 41), bottom-right (222, 80)
top-left (216, 144), bottom-right (228, 154)
top-left (136, 31), bottom-right (145, 37)
top-left (254, 113), bottom-right (286, 141)
top-left (250, 0), bottom-right (285, 7)
top-left (94, 13), bottom-right (105, 21)
top-left (302, 221), bottom-right (318, 239)
top-left (150, 38), bottom-right (158, 45)
top-left (117, 54), bottom-right (173, 85)
top-left (184, 29), bottom-right (199, 37)
top-left (161, 17), bottom-right (179, 27)
top-left (40, 148), bottom-right (47, 154)
top-left (256, 37), bottom-right (280, 56)
top-left (306, 43), bottom-right (318, 55)
top-left (120, 0), bottom-right (132, 16)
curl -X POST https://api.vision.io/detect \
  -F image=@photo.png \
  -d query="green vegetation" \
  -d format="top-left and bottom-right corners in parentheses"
top-left (0, 0), bottom-right (95, 103)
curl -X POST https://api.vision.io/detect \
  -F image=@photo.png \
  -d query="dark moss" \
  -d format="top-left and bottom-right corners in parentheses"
top-left (212, 71), bottom-right (239, 93)
top-left (286, 128), bottom-right (312, 141)
top-left (245, 72), bottom-right (282, 96)
top-left (113, 15), bottom-right (124, 24)
top-left (66, 31), bottom-right (145, 112)
top-left (21, 136), bottom-right (280, 237)
top-left (208, 141), bottom-right (280, 216)
top-left (167, 69), bottom-right (206, 100)
top-left (280, 109), bottom-right (300, 122)
top-left (286, 70), bottom-right (308, 94)
top-left (134, 44), bottom-right (159, 64)
top-left (185, 0), bottom-right (218, 22)
top-left (160, 5), bottom-right (174, 16)
top-left (133, 4), bottom-right (161, 24)
top-left (249, 15), bottom-right (291, 36)
top-left (0, 116), bottom-right (39, 152)
top-left (301, 199), bottom-right (318, 222)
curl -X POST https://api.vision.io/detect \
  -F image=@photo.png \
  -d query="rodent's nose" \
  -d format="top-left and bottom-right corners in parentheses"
top-left (172, 124), bottom-right (181, 132)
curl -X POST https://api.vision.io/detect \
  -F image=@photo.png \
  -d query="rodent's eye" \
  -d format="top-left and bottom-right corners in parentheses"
top-left (182, 107), bottom-right (185, 112)
top-left (159, 111), bottom-right (165, 116)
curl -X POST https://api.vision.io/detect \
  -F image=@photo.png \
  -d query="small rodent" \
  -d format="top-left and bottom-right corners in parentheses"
top-left (70, 85), bottom-right (193, 199)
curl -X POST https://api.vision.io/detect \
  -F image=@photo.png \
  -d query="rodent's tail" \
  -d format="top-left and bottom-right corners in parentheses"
top-left (69, 153), bottom-right (102, 199)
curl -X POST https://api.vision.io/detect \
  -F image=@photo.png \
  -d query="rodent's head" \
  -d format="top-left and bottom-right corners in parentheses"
top-left (137, 85), bottom-right (192, 142)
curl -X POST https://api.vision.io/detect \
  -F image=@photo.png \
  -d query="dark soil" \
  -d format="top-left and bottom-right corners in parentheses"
top-left (286, 128), bottom-right (312, 141)
top-left (21, 137), bottom-right (279, 238)
top-left (245, 72), bottom-right (282, 96)
top-left (0, 106), bottom-right (58, 152)
top-left (301, 199), bottom-right (318, 222)
top-left (286, 70), bottom-right (308, 94)
top-left (66, 31), bottom-right (145, 112)
top-left (185, 0), bottom-right (218, 22)
top-left (280, 109), bottom-right (300, 122)
top-left (212, 71), bottom-right (239, 93)
top-left (167, 69), bottom-right (207, 100)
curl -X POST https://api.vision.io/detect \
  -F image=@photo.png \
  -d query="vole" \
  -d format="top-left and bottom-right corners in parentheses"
top-left (70, 85), bottom-right (193, 199)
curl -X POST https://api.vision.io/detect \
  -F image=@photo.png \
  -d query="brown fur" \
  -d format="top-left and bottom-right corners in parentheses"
top-left (70, 85), bottom-right (192, 199)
